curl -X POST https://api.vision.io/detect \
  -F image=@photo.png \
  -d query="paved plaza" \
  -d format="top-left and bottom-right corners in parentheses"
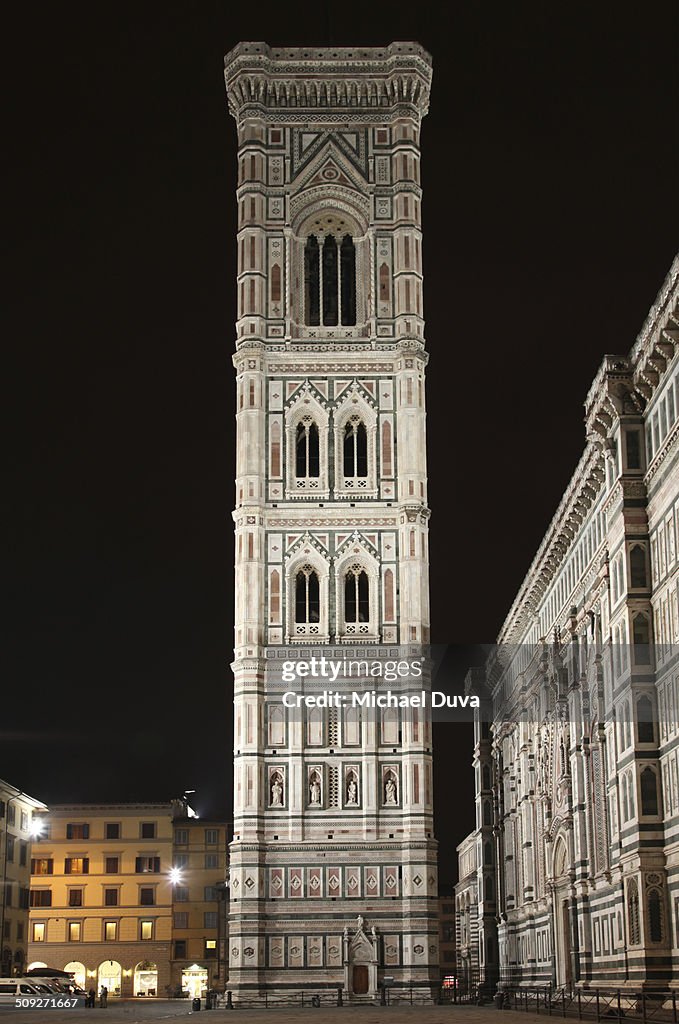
top-left (0, 1000), bottom-right (546, 1024)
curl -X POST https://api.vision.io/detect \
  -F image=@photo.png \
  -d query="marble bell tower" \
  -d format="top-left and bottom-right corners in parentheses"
top-left (224, 41), bottom-right (438, 1002)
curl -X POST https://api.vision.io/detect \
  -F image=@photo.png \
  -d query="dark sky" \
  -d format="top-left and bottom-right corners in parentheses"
top-left (5, 2), bottom-right (677, 883)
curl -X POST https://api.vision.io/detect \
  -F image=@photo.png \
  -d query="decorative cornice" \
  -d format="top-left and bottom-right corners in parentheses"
top-left (224, 42), bottom-right (432, 122)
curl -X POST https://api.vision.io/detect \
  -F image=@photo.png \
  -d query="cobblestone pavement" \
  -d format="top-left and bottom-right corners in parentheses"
top-left (0, 1000), bottom-right (548, 1024)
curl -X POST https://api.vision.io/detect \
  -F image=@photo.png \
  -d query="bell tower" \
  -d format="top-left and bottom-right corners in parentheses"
top-left (224, 42), bottom-right (437, 1002)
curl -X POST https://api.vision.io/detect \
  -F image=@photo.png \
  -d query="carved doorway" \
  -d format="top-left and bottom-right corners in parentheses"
top-left (352, 965), bottom-right (369, 995)
top-left (552, 837), bottom-right (572, 990)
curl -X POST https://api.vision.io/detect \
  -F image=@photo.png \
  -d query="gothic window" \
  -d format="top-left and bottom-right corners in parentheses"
top-left (345, 566), bottom-right (369, 623)
top-left (343, 419), bottom-right (368, 478)
top-left (630, 545), bottom-right (647, 588)
top-left (304, 232), bottom-right (356, 327)
top-left (295, 420), bottom-right (320, 478)
top-left (632, 613), bottom-right (651, 664)
top-left (637, 695), bottom-right (655, 744)
top-left (379, 262), bottom-right (390, 301)
top-left (295, 566), bottom-right (320, 625)
top-left (640, 766), bottom-right (658, 816)
top-left (628, 878), bottom-right (641, 945)
top-left (271, 263), bottom-right (281, 303)
top-left (648, 887), bottom-right (663, 942)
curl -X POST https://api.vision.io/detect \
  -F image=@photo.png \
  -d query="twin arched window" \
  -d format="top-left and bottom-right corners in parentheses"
top-left (292, 563), bottom-right (373, 636)
top-left (304, 234), bottom-right (356, 327)
top-left (291, 415), bottom-right (368, 482)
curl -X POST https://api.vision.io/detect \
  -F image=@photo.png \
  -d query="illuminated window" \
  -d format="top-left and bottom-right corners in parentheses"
top-left (68, 889), bottom-right (83, 907)
top-left (104, 889), bottom-right (119, 907)
top-left (140, 822), bottom-right (156, 839)
top-left (135, 856), bottom-right (160, 873)
top-left (205, 939), bottom-right (217, 957)
top-left (105, 857), bottom-right (119, 874)
top-left (66, 824), bottom-right (89, 840)
top-left (68, 922), bottom-right (81, 942)
top-left (64, 857), bottom-right (89, 874)
top-left (32, 922), bottom-right (45, 943)
top-left (140, 920), bottom-right (153, 941)
top-left (31, 858), bottom-right (53, 875)
top-left (105, 823), bottom-right (120, 840)
top-left (104, 921), bottom-right (117, 941)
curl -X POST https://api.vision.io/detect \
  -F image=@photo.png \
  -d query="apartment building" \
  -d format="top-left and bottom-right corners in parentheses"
top-left (0, 779), bottom-right (47, 976)
top-left (27, 801), bottom-right (228, 998)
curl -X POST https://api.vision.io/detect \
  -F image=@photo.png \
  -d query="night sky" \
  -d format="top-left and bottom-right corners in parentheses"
top-left (5, 2), bottom-right (677, 883)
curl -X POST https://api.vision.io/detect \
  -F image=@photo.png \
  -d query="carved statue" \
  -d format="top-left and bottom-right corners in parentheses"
top-left (346, 777), bottom-right (358, 805)
top-left (310, 776), bottom-right (321, 804)
top-left (385, 774), bottom-right (397, 804)
top-left (270, 775), bottom-right (283, 807)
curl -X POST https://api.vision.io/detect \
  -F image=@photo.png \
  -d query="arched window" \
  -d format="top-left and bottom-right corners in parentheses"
top-left (627, 878), bottom-right (641, 945)
top-left (633, 613), bottom-right (651, 664)
top-left (630, 545), bottom-right (647, 588)
top-left (640, 766), bottom-right (658, 816)
top-left (343, 419), bottom-right (368, 478)
top-left (295, 420), bottom-right (320, 478)
top-left (295, 566), bottom-right (320, 625)
top-left (648, 887), bottom-right (663, 942)
top-left (303, 231), bottom-right (356, 327)
top-left (345, 566), bottom-right (369, 624)
top-left (637, 695), bottom-right (655, 743)
top-left (340, 234), bottom-right (356, 324)
top-left (304, 236), bottom-right (320, 326)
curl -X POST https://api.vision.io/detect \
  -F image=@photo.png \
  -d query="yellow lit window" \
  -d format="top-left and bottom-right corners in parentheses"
top-left (104, 921), bottom-right (117, 941)
top-left (68, 922), bottom-right (81, 942)
top-left (33, 922), bottom-right (45, 942)
top-left (206, 940), bottom-right (216, 950)
top-left (140, 920), bottom-right (153, 941)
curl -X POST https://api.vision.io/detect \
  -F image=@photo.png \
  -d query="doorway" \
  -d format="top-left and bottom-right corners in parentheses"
top-left (352, 964), bottom-right (369, 995)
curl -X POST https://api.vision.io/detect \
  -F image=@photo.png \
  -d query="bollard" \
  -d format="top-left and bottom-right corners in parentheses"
top-left (226, 991), bottom-right (233, 1010)
top-left (337, 986), bottom-right (343, 1007)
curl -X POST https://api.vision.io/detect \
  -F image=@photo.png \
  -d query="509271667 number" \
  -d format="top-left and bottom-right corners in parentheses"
top-left (14, 997), bottom-right (79, 1008)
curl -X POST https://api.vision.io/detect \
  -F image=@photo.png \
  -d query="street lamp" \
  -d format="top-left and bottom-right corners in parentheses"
top-left (169, 867), bottom-right (183, 886)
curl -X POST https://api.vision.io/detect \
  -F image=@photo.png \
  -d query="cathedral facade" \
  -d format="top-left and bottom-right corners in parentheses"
top-left (223, 43), bottom-right (438, 1002)
top-left (458, 257), bottom-right (679, 993)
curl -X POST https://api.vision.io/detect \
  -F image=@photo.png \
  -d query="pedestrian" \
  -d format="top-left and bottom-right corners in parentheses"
top-left (87, 988), bottom-right (96, 1008)
top-left (99, 985), bottom-right (108, 1008)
